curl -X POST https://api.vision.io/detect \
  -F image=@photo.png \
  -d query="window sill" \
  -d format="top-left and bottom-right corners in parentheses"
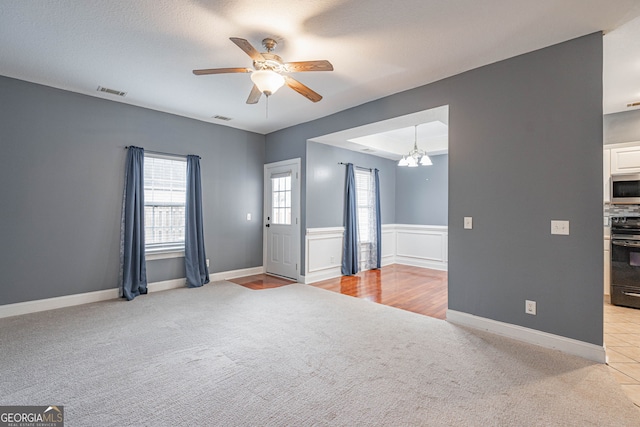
top-left (146, 250), bottom-right (185, 261)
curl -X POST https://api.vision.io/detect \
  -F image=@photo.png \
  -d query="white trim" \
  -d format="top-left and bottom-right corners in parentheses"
top-left (604, 140), bottom-right (640, 150)
top-left (0, 266), bottom-right (264, 319)
top-left (209, 266), bottom-right (264, 281)
top-left (300, 268), bottom-right (342, 284)
top-left (306, 226), bottom-right (344, 236)
top-left (147, 278), bottom-right (186, 292)
top-left (393, 257), bottom-right (448, 271)
top-left (0, 288), bottom-right (120, 319)
top-left (446, 309), bottom-right (606, 363)
top-left (394, 224), bottom-right (448, 232)
top-left (146, 250), bottom-right (185, 261)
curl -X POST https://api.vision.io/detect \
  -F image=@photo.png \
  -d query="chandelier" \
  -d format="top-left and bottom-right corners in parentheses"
top-left (398, 125), bottom-right (432, 167)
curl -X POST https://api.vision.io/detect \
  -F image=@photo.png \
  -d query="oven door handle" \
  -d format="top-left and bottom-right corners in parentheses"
top-left (612, 240), bottom-right (640, 248)
top-left (623, 292), bottom-right (640, 298)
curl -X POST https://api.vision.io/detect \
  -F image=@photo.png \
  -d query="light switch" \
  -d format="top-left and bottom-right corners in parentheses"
top-left (464, 217), bottom-right (473, 229)
top-left (246, 213), bottom-right (252, 221)
top-left (551, 220), bottom-right (569, 235)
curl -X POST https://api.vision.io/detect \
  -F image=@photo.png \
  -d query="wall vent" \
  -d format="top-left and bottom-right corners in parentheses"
top-left (97, 86), bottom-right (127, 97)
top-left (213, 115), bottom-right (232, 121)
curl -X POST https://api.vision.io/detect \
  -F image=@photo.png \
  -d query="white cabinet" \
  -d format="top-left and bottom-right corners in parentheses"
top-left (604, 148), bottom-right (611, 203)
top-left (604, 237), bottom-right (610, 296)
top-left (611, 145), bottom-right (640, 174)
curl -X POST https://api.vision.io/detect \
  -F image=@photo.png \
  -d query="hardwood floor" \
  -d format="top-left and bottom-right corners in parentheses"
top-left (227, 273), bottom-right (296, 290)
top-left (228, 265), bottom-right (448, 319)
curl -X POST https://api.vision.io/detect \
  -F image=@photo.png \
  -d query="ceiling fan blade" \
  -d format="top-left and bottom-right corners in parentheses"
top-left (230, 37), bottom-right (265, 62)
top-left (284, 76), bottom-right (322, 102)
top-left (284, 60), bottom-right (334, 72)
top-left (246, 84), bottom-right (262, 104)
top-left (193, 67), bottom-right (252, 75)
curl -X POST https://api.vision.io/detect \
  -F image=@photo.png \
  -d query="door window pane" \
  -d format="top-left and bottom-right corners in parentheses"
top-left (271, 174), bottom-right (292, 225)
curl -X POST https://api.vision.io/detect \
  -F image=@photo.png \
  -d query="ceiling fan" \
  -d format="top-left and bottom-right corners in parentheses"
top-left (193, 37), bottom-right (333, 104)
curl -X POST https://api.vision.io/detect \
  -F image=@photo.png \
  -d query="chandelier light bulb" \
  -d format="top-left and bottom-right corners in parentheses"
top-left (420, 154), bottom-right (432, 166)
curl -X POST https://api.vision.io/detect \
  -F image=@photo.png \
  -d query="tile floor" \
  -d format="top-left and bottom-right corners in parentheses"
top-left (604, 301), bottom-right (640, 407)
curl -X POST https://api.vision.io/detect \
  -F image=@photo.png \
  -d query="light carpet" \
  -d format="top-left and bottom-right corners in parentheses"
top-left (1, 282), bottom-right (638, 426)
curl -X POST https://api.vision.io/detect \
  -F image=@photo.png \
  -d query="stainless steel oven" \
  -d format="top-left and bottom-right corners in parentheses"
top-left (611, 217), bottom-right (640, 309)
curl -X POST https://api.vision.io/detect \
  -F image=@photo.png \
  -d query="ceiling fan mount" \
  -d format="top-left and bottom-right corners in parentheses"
top-left (261, 37), bottom-right (277, 52)
top-left (193, 37), bottom-right (333, 104)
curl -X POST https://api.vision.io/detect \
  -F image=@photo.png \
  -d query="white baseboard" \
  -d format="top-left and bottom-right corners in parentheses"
top-left (147, 278), bottom-right (186, 293)
top-left (0, 288), bottom-right (120, 320)
top-left (210, 266), bottom-right (264, 281)
top-left (446, 309), bottom-right (606, 363)
top-left (395, 256), bottom-right (448, 271)
top-left (0, 266), bottom-right (264, 319)
top-left (301, 267), bottom-right (343, 284)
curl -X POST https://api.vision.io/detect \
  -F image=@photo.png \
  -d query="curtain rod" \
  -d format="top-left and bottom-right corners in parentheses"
top-left (338, 162), bottom-right (376, 172)
top-left (125, 146), bottom-right (200, 159)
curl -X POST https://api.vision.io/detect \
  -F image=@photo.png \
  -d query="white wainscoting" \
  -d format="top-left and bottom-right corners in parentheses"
top-left (305, 227), bottom-right (345, 284)
top-left (303, 224), bottom-right (448, 284)
top-left (395, 224), bottom-right (448, 270)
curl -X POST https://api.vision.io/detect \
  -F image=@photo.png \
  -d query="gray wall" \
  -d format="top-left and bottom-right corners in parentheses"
top-left (0, 76), bottom-right (264, 305)
top-left (267, 33), bottom-right (604, 345)
top-left (306, 141), bottom-right (397, 229)
top-left (396, 154), bottom-right (448, 225)
top-left (604, 109), bottom-right (640, 145)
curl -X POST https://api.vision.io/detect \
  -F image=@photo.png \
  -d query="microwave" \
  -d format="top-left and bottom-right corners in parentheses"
top-left (611, 173), bottom-right (640, 204)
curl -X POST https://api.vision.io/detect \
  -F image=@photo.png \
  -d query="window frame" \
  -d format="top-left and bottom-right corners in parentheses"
top-left (143, 152), bottom-right (187, 255)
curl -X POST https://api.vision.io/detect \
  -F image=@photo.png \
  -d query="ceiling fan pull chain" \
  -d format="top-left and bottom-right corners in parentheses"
top-left (266, 95), bottom-right (269, 119)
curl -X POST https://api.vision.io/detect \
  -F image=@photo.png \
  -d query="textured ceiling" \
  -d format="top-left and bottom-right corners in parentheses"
top-left (1, 0), bottom-right (639, 135)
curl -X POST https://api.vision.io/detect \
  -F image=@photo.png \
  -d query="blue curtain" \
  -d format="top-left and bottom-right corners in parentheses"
top-left (374, 168), bottom-right (382, 269)
top-left (342, 163), bottom-right (359, 276)
top-left (185, 155), bottom-right (210, 288)
top-left (119, 146), bottom-right (147, 301)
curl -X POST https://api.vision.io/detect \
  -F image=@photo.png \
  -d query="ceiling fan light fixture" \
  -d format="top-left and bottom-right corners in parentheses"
top-left (250, 69), bottom-right (285, 96)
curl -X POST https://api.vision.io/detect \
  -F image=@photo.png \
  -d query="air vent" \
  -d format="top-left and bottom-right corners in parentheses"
top-left (628, 101), bottom-right (640, 108)
top-left (213, 115), bottom-right (232, 121)
top-left (97, 86), bottom-right (127, 97)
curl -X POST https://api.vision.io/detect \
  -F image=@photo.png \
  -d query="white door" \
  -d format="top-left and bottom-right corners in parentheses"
top-left (264, 159), bottom-right (300, 280)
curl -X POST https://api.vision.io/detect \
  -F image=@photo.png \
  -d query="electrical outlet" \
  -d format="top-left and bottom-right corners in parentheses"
top-left (525, 300), bottom-right (536, 315)
top-left (551, 220), bottom-right (569, 235)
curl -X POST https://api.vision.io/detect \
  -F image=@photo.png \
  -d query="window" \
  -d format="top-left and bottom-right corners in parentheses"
top-left (271, 172), bottom-right (292, 225)
top-left (355, 169), bottom-right (374, 243)
top-left (144, 154), bottom-right (187, 252)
